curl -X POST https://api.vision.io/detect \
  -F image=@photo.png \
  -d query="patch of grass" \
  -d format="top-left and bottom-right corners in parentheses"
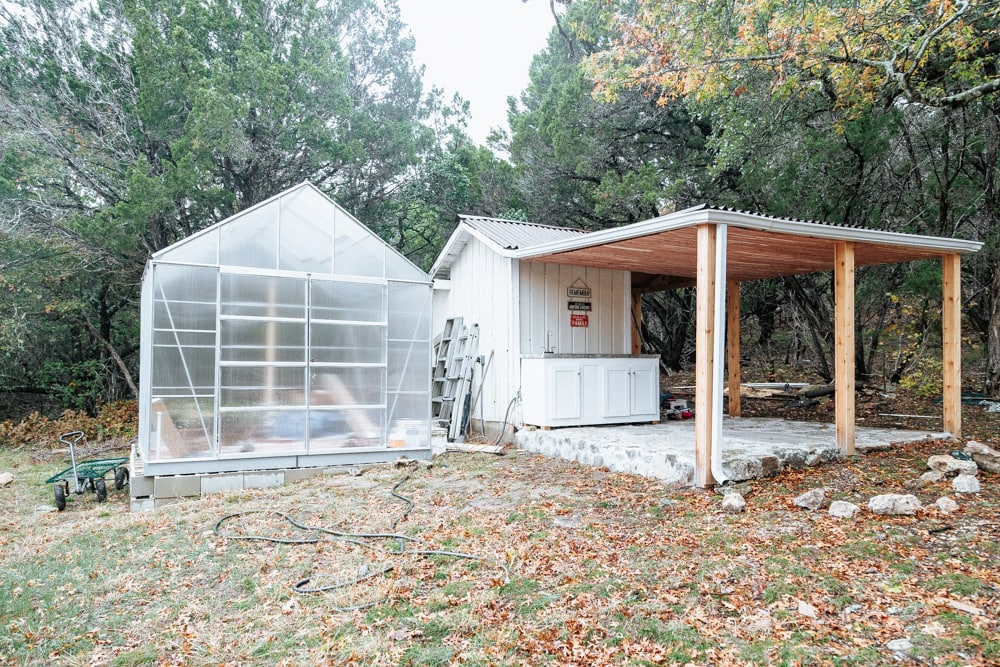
top-left (401, 644), bottom-right (456, 665)
top-left (922, 572), bottom-right (985, 596)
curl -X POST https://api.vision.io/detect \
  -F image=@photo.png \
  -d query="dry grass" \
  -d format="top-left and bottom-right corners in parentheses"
top-left (1, 436), bottom-right (998, 666)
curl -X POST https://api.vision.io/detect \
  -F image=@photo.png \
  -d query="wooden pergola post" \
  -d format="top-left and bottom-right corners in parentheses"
top-left (942, 253), bottom-right (962, 437)
top-left (726, 279), bottom-right (741, 417)
top-left (695, 224), bottom-right (718, 487)
top-left (834, 242), bottom-right (856, 455)
top-left (631, 290), bottom-right (643, 355)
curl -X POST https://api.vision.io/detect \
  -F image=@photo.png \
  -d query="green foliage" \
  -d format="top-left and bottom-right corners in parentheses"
top-left (0, 0), bottom-right (479, 411)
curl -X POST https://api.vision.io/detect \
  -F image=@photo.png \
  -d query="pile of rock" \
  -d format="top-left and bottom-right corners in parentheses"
top-left (718, 440), bottom-right (997, 515)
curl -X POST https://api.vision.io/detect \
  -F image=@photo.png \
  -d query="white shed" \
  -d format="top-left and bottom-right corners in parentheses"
top-left (430, 216), bottom-right (657, 439)
top-left (133, 183), bottom-right (432, 505)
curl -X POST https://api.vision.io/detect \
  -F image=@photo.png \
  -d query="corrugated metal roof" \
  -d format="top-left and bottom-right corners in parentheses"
top-left (459, 215), bottom-right (588, 250)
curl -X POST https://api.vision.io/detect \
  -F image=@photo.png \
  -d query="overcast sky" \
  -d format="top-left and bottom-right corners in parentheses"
top-left (395, 0), bottom-right (557, 145)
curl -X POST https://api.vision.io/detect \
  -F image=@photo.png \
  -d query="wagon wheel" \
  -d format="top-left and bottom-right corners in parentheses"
top-left (54, 484), bottom-right (66, 511)
top-left (95, 478), bottom-right (107, 503)
top-left (114, 466), bottom-right (129, 490)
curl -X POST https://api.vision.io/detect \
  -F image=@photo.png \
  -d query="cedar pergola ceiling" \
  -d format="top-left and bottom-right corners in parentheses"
top-left (521, 225), bottom-right (956, 283)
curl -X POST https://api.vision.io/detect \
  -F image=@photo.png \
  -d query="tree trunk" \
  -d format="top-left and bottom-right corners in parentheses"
top-left (987, 267), bottom-right (1000, 397)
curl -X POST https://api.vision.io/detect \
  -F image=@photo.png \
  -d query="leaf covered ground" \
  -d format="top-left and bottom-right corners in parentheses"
top-left (1, 435), bottom-right (998, 666)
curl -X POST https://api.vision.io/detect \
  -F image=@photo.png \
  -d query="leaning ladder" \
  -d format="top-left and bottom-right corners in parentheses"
top-left (448, 323), bottom-right (479, 442)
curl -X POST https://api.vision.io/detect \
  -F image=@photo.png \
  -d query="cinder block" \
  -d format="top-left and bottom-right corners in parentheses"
top-left (130, 497), bottom-right (156, 512)
top-left (153, 475), bottom-right (201, 499)
top-left (283, 467), bottom-right (321, 484)
top-left (244, 472), bottom-right (283, 489)
top-left (201, 473), bottom-right (245, 495)
top-left (129, 473), bottom-right (154, 498)
top-left (154, 496), bottom-right (183, 508)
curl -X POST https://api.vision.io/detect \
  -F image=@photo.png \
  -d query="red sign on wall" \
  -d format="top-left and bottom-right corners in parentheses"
top-left (570, 314), bottom-right (589, 328)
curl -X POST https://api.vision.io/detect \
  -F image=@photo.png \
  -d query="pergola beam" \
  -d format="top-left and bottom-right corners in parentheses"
top-left (834, 242), bottom-right (856, 455)
top-left (942, 254), bottom-right (962, 437)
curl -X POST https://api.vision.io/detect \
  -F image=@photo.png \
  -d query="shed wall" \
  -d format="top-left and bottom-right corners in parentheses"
top-left (434, 237), bottom-right (516, 424)
top-left (518, 263), bottom-right (630, 356)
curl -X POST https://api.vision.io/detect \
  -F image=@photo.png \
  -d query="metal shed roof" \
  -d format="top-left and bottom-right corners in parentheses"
top-left (511, 206), bottom-right (982, 282)
top-left (431, 216), bottom-right (587, 279)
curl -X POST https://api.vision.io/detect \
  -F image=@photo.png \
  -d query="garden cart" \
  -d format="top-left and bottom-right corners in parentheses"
top-left (45, 431), bottom-right (129, 511)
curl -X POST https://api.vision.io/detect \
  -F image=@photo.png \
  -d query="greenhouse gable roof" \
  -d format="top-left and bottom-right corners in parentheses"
top-left (151, 182), bottom-right (428, 283)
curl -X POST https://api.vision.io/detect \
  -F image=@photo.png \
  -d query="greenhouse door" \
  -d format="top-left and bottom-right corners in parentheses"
top-left (217, 271), bottom-right (387, 456)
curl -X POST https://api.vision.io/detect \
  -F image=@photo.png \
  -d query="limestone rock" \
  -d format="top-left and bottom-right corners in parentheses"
top-left (927, 454), bottom-right (978, 476)
top-left (886, 638), bottom-right (913, 653)
top-left (964, 440), bottom-right (1000, 473)
top-left (0, 472), bottom-right (13, 487)
top-left (793, 488), bottom-right (825, 511)
top-left (721, 492), bottom-right (746, 514)
top-left (829, 500), bottom-right (860, 518)
top-left (935, 497), bottom-right (959, 514)
top-left (921, 470), bottom-right (946, 484)
top-left (868, 494), bottom-right (922, 515)
top-left (952, 473), bottom-right (981, 494)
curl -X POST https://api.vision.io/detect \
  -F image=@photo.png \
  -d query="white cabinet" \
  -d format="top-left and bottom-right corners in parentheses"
top-left (521, 356), bottom-right (659, 428)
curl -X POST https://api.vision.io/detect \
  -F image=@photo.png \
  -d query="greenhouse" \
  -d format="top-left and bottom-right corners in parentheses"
top-left (136, 183), bottom-right (432, 481)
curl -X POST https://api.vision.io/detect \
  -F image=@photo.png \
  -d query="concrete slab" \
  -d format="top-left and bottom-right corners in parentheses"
top-left (515, 418), bottom-right (950, 486)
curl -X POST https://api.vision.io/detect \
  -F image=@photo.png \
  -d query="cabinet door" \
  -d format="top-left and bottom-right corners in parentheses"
top-left (630, 364), bottom-right (659, 416)
top-left (580, 363), bottom-right (602, 420)
top-left (603, 365), bottom-right (631, 417)
top-left (551, 366), bottom-right (581, 419)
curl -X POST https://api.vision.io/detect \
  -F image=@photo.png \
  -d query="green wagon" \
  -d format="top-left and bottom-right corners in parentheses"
top-left (45, 431), bottom-right (129, 511)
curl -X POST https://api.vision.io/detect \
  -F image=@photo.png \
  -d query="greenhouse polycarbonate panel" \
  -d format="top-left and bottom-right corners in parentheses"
top-left (221, 274), bottom-right (306, 319)
top-left (148, 263), bottom-right (219, 461)
top-left (151, 346), bottom-right (216, 390)
top-left (220, 205), bottom-right (278, 269)
top-left (310, 323), bottom-right (385, 364)
top-left (221, 319), bottom-right (306, 363)
top-left (388, 342), bottom-right (430, 393)
top-left (219, 409), bottom-right (307, 454)
top-left (160, 228), bottom-right (219, 265)
top-left (333, 212), bottom-right (385, 278)
top-left (310, 367), bottom-right (385, 408)
top-left (387, 282), bottom-right (431, 340)
top-left (310, 279), bottom-right (384, 322)
top-left (220, 366), bottom-right (307, 408)
top-left (278, 187), bottom-right (336, 273)
top-left (307, 407), bottom-right (384, 453)
top-left (386, 249), bottom-right (429, 282)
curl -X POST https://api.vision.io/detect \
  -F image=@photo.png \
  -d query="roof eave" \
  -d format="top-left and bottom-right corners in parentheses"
top-left (513, 208), bottom-right (983, 259)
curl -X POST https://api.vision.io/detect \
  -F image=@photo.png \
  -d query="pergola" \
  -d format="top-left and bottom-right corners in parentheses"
top-left (514, 206), bottom-right (983, 487)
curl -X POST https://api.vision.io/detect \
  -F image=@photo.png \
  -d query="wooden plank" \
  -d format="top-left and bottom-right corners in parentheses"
top-left (942, 253), bottom-right (962, 437)
top-left (694, 224), bottom-right (716, 487)
top-left (726, 279), bottom-right (741, 417)
top-left (631, 290), bottom-right (643, 354)
top-left (834, 242), bottom-right (855, 455)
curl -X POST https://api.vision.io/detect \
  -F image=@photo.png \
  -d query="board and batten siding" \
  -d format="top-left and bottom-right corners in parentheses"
top-left (518, 263), bottom-right (630, 356)
top-left (434, 236), bottom-right (517, 423)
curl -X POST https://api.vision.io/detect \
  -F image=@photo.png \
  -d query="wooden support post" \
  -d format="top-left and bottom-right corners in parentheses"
top-left (726, 279), bottom-right (741, 417)
top-left (834, 242), bottom-right (855, 455)
top-left (942, 253), bottom-right (962, 437)
top-left (631, 290), bottom-right (643, 355)
top-left (694, 224), bottom-right (717, 487)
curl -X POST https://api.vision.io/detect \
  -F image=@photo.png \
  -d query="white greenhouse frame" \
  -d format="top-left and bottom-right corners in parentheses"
top-left (137, 183), bottom-right (432, 477)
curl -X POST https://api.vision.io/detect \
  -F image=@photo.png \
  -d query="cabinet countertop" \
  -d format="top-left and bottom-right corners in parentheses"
top-left (521, 354), bottom-right (659, 359)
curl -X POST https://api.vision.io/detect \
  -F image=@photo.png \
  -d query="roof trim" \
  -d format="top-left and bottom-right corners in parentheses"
top-left (511, 207), bottom-right (983, 259)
